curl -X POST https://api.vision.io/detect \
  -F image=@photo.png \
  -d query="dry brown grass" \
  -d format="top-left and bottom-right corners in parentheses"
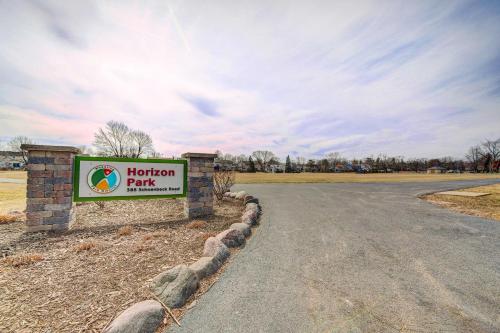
top-left (2, 253), bottom-right (44, 267)
top-left (186, 220), bottom-right (208, 229)
top-left (72, 241), bottom-right (97, 253)
top-left (0, 170), bottom-right (27, 180)
top-left (116, 225), bottom-right (133, 237)
top-left (235, 172), bottom-right (500, 184)
top-left (423, 183), bottom-right (500, 221)
top-left (0, 214), bottom-right (18, 224)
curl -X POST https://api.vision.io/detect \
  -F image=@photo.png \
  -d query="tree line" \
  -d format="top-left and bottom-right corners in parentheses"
top-left (3, 121), bottom-right (498, 173)
top-left (215, 138), bottom-right (499, 173)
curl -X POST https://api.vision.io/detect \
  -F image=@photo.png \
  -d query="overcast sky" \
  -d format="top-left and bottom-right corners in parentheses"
top-left (1, 0), bottom-right (499, 159)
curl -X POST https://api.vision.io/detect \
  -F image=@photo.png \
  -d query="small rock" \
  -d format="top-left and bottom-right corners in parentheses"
top-left (103, 300), bottom-right (164, 333)
top-left (189, 256), bottom-right (220, 279)
top-left (242, 210), bottom-right (258, 226)
top-left (230, 223), bottom-right (251, 237)
top-left (150, 265), bottom-right (199, 308)
top-left (245, 203), bottom-right (260, 213)
top-left (216, 229), bottom-right (245, 247)
top-left (235, 191), bottom-right (247, 200)
top-left (223, 192), bottom-right (232, 197)
top-left (202, 237), bottom-right (230, 263)
top-left (242, 216), bottom-right (255, 226)
top-left (244, 197), bottom-right (259, 205)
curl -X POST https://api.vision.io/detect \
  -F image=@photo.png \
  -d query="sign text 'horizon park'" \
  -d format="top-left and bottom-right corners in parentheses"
top-left (73, 156), bottom-right (187, 202)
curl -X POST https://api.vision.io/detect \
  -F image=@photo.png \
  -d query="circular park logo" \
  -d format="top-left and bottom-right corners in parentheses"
top-left (87, 165), bottom-right (120, 194)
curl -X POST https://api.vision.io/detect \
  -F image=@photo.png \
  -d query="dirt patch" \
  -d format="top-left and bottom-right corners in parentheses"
top-left (422, 183), bottom-right (500, 221)
top-left (0, 198), bottom-right (243, 332)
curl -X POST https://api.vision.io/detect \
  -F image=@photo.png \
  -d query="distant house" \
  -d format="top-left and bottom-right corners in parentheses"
top-left (0, 151), bottom-right (24, 169)
top-left (427, 166), bottom-right (446, 174)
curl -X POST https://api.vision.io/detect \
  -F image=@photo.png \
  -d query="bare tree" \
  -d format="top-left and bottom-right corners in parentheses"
top-left (251, 150), bottom-right (276, 171)
top-left (326, 152), bottom-right (342, 171)
top-left (94, 121), bottom-right (154, 158)
top-left (128, 130), bottom-right (154, 158)
top-left (213, 170), bottom-right (235, 202)
top-left (8, 136), bottom-right (35, 163)
top-left (296, 156), bottom-right (306, 172)
top-left (465, 145), bottom-right (482, 172)
top-left (481, 139), bottom-right (500, 172)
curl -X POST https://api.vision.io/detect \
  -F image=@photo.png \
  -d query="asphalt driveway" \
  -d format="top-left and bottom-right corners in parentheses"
top-left (168, 180), bottom-right (500, 333)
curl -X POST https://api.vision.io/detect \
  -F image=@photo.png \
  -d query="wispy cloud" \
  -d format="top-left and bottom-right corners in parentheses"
top-left (0, 0), bottom-right (499, 159)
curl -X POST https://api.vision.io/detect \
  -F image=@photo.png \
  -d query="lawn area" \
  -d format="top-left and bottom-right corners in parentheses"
top-left (0, 170), bottom-right (27, 180)
top-left (235, 172), bottom-right (500, 184)
top-left (0, 182), bottom-right (26, 214)
top-left (423, 183), bottom-right (500, 221)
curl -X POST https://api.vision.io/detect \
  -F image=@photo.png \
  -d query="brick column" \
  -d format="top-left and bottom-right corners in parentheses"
top-left (181, 153), bottom-right (217, 219)
top-left (21, 144), bottom-right (80, 232)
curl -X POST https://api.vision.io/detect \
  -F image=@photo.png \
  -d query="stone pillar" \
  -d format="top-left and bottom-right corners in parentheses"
top-left (22, 144), bottom-right (80, 232)
top-left (181, 152), bottom-right (217, 219)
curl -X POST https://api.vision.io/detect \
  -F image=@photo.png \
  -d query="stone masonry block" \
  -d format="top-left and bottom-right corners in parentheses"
top-left (28, 157), bottom-right (54, 164)
top-left (46, 164), bottom-right (71, 171)
top-left (26, 225), bottom-right (53, 232)
top-left (54, 157), bottom-right (72, 165)
top-left (28, 191), bottom-right (45, 198)
top-left (54, 197), bottom-right (72, 204)
top-left (45, 203), bottom-right (72, 211)
top-left (54, 170), bottom-right (72, 178)
top-left (28, 164), bottom-right (46, 171)
top-left (27, 211), bottom-right (53, 219)
top-left (26, 203), bottom-right (45, 212)
top-left (43, 216), bottom-right (69, 225)
top-left (29, 170), bottom-right (53, 178)
top-left (55, 190), bottom-right (72, 197)
top-left (30, 197), bottom-right (54, 204)
top-left (28, 178), bottom-right (45, 185)
top-left (46, 151), bottom-right (72, 158)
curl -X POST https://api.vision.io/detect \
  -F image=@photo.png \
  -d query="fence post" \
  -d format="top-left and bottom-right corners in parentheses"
top-left (21, 144), bottom-right (80, 232)
top-left (181, 152), bottom-right (217, 219)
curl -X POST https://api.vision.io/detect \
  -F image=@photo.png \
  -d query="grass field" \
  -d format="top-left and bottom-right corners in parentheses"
top-left (424, 184), bottom-right (500, 221)
top-left (235, 172), bottom-right (500, 184)
top-left (0, 171), bottom-right (27, 213)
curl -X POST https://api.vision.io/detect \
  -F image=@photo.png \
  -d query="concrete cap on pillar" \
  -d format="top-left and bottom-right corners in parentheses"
top-left (21, 144), bottom-right (80, 153)
top-left (181, 152), bottom-right (218, 158)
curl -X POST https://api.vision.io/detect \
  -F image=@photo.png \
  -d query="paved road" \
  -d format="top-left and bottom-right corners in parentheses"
top-left (168, 180), bottom-right (500, 333)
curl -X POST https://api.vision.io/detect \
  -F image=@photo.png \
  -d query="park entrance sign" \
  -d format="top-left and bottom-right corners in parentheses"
top-left (73, 156), bottom-right (187, 202)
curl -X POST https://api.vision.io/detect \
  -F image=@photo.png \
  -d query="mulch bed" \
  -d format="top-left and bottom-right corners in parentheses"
top-left (0, 198), bottom-right (243, 332)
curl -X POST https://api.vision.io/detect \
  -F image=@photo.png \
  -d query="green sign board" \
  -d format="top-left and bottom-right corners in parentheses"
top-left (73, 156), bottom-right (187, 202)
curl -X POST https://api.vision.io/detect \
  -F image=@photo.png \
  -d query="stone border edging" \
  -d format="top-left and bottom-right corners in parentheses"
top-left (103, 191), bottom-right (262, 333)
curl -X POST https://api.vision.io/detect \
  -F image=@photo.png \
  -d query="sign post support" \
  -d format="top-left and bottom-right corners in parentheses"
top-left (22, 144), bottom-right (80, 232)
top-left (181, 153), bottom-right (217, 219)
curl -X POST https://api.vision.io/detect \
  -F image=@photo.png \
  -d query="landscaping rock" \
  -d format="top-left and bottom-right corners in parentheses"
top-left (235, 191), bottom-right (247, 200)
top-left (216, 229), bottom-right (245, 247)
top-left (246, 203), bottom-right (260, 213)
top-left (242, 216), bottom-right (256, 226)
top-left (242, 209), bottom-right (258, 226)
top-left (202, 237), bottom-right (230, 263)
top-left (150, 265), bottom-right (199, 308)
top-left (103, 300), bottom-right (164, 333)
top-left (244, 197), bottom-right (259, 205)
top-left (230, 222), bottom-right (251, 237)
top-left (223, 192), bottom-right (232, 197)
top-left (189, 256), bottom-right (220, 279)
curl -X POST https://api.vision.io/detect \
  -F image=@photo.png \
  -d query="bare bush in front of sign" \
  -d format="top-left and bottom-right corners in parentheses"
top-left (213, 170), bottom-right (235, 203)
